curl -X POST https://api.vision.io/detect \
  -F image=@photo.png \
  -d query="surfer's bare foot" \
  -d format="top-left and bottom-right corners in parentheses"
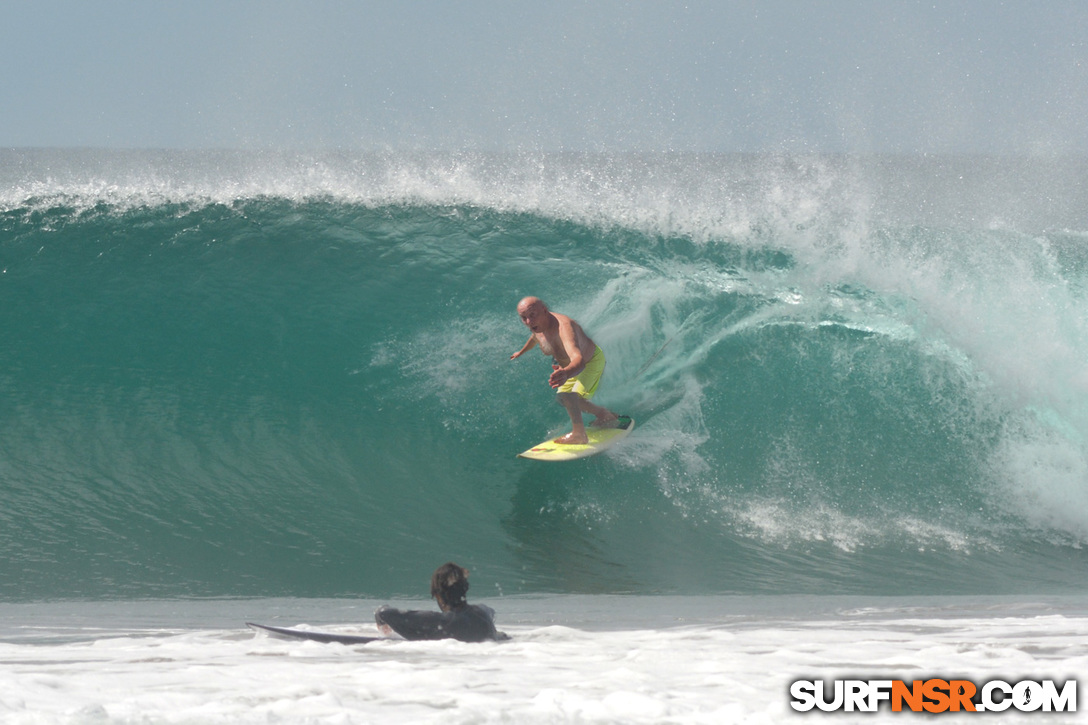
top-left (553, 432), bottom-right (589, 445)
top-left (589, 413), bottom-right (619, 428)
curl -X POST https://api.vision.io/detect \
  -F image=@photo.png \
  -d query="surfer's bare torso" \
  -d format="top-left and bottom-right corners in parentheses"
top-left (531, 312), bottom-right (596, 368)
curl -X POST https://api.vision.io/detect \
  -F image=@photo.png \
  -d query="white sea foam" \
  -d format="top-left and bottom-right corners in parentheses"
top-left (0, 596), bottom-right (1083, 724)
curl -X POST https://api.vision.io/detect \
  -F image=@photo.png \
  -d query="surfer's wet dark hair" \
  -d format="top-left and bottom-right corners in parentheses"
top-left (431, 562), bottom-right (470, 610)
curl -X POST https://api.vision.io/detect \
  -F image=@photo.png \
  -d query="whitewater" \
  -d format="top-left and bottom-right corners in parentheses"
top-left (1, 149), bottom-right (1086, 722)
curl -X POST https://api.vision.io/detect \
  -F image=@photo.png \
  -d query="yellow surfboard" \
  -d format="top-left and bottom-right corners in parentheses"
top-left (517, 416), bottom-right (635, 461)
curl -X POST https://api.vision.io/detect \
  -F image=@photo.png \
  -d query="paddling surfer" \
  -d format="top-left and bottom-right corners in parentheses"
top-left (511, 296), bottom-right (619, 444)
top-left (375, 562), bottom-right (508, 642)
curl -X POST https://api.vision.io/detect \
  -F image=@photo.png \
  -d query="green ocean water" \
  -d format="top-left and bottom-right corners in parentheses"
top-left (3, 149), bottom-right (1088, 600)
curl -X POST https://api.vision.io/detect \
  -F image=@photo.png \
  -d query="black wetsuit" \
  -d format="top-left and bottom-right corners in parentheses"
top-left (374, 603), bottom-right (509, 642)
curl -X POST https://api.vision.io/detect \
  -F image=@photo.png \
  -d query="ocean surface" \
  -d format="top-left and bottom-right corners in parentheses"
top-left (2, 149), bottom-right (1087, 722)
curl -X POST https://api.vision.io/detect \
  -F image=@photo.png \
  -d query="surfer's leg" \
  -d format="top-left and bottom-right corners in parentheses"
top-left (555, 392), bottom-right (589, 444)
top-left (566, 346), bottom-right (616, 427)
top-left (581, 399), bottom-right (619, 427)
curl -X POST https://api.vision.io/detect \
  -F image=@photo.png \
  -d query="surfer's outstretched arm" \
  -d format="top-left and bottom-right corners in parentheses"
top-left (511, 336), bottom-right (538, 359)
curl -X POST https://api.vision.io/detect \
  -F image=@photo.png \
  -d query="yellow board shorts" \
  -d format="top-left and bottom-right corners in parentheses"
top-left (557, 346), bottom-right (605, 399)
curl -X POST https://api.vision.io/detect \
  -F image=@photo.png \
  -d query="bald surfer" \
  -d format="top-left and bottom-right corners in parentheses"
top-left (511, 296), bottom-right (619, 444)
top-left (375, 562), bottom-right (509, 642)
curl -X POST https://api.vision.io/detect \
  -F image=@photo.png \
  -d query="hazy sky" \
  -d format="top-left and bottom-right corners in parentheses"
top-left (3, 1), bottom-right (1086, 153)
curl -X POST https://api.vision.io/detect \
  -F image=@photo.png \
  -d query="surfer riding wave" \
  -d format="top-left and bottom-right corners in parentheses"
top-left (510, 296), bottom-right (619, 444)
